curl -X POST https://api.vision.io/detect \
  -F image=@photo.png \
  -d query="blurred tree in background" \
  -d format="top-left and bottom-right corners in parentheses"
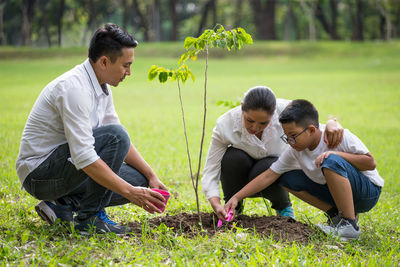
top-left (0, 0), bottom-right (399, 47)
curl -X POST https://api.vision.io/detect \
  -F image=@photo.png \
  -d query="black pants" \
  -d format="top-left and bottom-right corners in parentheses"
top-left (220, 147), bottom-right (291, 212)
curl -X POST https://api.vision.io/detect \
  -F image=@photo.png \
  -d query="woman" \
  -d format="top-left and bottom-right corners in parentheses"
top-left (201, 86), bottom-right (343, 221)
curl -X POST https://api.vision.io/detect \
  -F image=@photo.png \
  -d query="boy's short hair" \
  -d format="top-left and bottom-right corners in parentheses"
top-left (279, 99), bottom-right (319, 128)
top-left (89, 23), bottom-right (138, 63)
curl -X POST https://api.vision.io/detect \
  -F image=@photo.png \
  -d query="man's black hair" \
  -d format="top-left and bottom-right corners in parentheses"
top-left (241, 86), bottom-right (276, 115)
top-left (88, 23), bottom-right (138, 63)
top-left (279, 99), bottom-right (319, 128)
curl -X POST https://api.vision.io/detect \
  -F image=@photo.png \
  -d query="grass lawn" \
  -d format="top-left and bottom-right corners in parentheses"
top-left (1, 41), bottom-right (399, 265)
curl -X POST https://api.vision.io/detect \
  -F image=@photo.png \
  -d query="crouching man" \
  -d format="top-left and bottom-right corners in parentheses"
top-left (16, 23), bottom-right (167, 235)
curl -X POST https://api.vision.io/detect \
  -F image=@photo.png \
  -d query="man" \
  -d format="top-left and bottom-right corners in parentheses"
top-left (16, 23), bottom-right (167, 234)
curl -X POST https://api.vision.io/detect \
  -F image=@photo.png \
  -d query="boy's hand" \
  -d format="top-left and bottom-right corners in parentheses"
top-left (224, 196), bottom-right (239, 219)
top-left (324, 119), bottom-right (344, 148)
top-left (316, 151), bottom-right (335, 167)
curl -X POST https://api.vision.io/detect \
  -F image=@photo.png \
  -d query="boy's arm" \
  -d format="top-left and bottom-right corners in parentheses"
top-left (224, 169), bottom-right (281, 217)
top-left (316, 151), bottom-right (376, 171)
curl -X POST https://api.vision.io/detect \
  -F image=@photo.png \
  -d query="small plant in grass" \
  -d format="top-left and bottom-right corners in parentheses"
top-left (148, 25), bottom-right (253, 219)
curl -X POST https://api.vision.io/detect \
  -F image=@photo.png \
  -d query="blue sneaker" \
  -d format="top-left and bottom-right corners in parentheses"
top-left (75, 209), bottom-right (131, 235)
top-left (96, 209), bottom-right (117, 225)
top-left (277, 206), bottom-right (296, 220)
top-left (35, 200), bottom-right (74, 225)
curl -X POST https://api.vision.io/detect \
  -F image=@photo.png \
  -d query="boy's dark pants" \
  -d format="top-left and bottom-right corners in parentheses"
top-left (278, 154), bottom-right (382, 213)
top-left (23, 124), bottom-right (148, 220)
top-left (220, 147), bottom-right (292, 212)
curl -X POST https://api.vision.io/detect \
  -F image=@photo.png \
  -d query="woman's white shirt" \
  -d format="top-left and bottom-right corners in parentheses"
top-left (201, 98), bottom-right (295, 200)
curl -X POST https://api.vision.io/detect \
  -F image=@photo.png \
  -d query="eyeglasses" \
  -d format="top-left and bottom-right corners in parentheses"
top-left (280, 127), bottom-right (308, 145)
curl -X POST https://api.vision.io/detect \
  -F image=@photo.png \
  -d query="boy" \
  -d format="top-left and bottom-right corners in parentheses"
top-left (225, 99), bottom-right (383, 241)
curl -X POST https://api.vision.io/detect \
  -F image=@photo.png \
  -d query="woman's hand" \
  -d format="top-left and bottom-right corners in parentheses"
top-left (324, 119), bottom-right (344, 149)
top-left (209, 197), bottom-right (227, 221)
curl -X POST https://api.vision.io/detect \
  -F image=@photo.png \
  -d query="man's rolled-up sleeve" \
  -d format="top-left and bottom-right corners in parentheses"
top-left (55, 83), bottom-right (99, 170)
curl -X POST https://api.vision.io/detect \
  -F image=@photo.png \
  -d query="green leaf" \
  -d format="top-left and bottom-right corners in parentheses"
top-left (148, 65), bottom-right (159, 81)
top-left (184, 37), bottom-right (196, 50)
top-left (159, 72), bottom-right (168, 83)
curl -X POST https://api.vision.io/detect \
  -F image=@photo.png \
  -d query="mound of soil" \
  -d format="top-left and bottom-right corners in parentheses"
top-left (128, 212), bottom-right (317, 243)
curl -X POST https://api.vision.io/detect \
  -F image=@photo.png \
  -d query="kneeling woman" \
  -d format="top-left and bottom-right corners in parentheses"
top-left (201, 86), bottom-right (343, 221)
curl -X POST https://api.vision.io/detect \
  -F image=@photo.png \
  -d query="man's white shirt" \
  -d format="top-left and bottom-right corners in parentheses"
top-left (16, 59), bottom-right (120, 186)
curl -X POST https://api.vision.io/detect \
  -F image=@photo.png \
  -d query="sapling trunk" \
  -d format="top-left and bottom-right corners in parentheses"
top-left (148, 25), bottom-right (253, 223)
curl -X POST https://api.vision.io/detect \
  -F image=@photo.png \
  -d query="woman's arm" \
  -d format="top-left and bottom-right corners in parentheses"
top-left (324, 119), bottom-right (344, 149)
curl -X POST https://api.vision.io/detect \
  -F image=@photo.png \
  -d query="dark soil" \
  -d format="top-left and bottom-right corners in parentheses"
top-left (128, 212), bottom-right (317, 243)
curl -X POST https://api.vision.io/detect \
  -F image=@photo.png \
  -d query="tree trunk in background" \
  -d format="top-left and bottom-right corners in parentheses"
top-left (21, 0), bottom-right (36, 46)
top-left (0, 0), bottom-right (6, 45)
top-left (283, 1), bottom-right (298, 41)
top-left (38, 0), bottom-right (51, 47)
top-left (300, 0), bottom-right (316, 41)
top-left (152, 0), bottom-right (161, 41)
top-left (169, 0), bottom-right (178, 40)
top-left (375, 0), bottom-right (393, 41)
top-left (132, 0), bottom-right (150, 41)
top-left (349, 0), bottom-right (364, 41)
top-left (315, 0), bottom-right (339, 40)
top-left (234, 0), bottom-right (243, 27)
top-left (81, 0), bottom-right (96, 45)
top-left (122, 0), bottom-right (130, 30)
top-left (249, 0), bottom-right (276, 40)
top-left (57, 0), bottom-right (65, 46)
top-left (197, 0), bottom-right (217, 37)
top-left (329, 0), bottom-right (339, 40)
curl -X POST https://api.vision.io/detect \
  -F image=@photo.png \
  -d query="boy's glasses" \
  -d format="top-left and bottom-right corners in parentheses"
top-left (280, 127), bottom-right (308, 145)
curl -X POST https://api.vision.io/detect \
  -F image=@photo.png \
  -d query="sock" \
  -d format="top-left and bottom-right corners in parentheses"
top-left (343, 217), bottom-right (359, 231)
top-left (326, 207), bottom-right (338, 219)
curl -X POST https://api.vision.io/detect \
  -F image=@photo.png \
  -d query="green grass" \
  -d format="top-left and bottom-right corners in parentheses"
top-left (1, 41), bottom-right (400, 265)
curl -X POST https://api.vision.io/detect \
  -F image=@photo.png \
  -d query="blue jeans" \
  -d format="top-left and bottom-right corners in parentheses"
top-left (23, 124), bottom-right (148, 220)
top-left (278, 154), bottom-right (381, 213)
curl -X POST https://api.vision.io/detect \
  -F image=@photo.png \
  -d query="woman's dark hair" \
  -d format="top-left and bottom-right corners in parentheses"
top-left (241, 86), bottom-right (276, 115)
top-left (279, 99), bottom-right (319, 128)
top-left (88, 23), bottom-right (138, 63)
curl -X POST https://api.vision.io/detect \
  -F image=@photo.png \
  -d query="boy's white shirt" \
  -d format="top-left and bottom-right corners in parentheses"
top-left (201, 98), bottom-right (299, 200)
top-left (270, 125), bottom-right (384, 187)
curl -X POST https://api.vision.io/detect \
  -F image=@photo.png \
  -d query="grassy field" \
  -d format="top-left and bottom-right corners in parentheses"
top-left (1, 41), bottom-right (399, 265)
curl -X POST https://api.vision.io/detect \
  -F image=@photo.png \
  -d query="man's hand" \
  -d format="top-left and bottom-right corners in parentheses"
top-left (209, 197), bottom-right (227, 221)
top-left (324, 119), bottom-right (344, 149)
top-left (127, 186), bottom-right (166, 213)
top-left (148, 176), bottom-right (168, 191)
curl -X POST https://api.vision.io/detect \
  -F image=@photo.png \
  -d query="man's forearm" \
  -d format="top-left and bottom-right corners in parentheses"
top-left (82, 158), bottom-right (135, 198)
top-left (125, 143), bottom-right (157, 180)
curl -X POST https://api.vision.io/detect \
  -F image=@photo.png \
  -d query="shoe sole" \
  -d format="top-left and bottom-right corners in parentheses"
top-left (35, 201), bottom-right (57, 225)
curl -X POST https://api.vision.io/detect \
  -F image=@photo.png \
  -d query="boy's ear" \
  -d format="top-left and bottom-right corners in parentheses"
top-left (308, 125), bottom-right (317, 134)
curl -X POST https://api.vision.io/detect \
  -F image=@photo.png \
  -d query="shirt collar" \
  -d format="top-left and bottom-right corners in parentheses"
top-left (232, 107), bottom-right (244, 133)
top-left (83, 59), bottom-right (109, 97)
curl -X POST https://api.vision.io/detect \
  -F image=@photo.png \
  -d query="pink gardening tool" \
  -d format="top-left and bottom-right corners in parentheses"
top-left (217, 208), bottom-right (233, 227)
